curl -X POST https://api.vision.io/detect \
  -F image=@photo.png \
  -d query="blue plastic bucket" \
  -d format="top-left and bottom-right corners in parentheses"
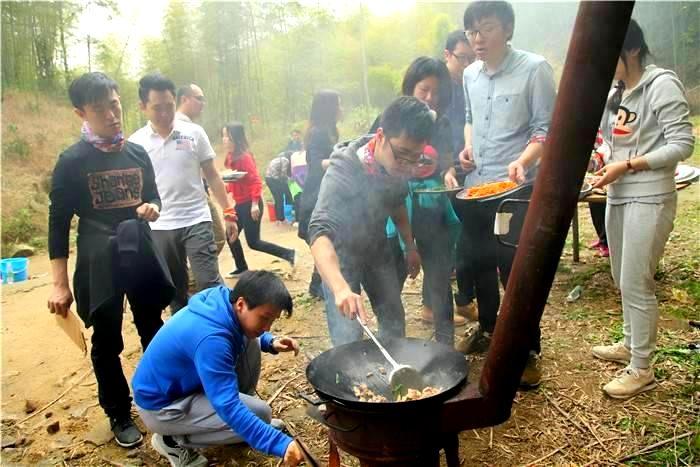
top-left (284, 204), bottom-right (295, 223)
top-left (0, 258), bottom-right (29, 284)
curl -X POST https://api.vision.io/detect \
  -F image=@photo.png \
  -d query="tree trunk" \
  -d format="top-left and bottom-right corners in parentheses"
top-left (359, 2), bottom-right (371, 108)
top-left (58, 3), bottom-right (70, 89)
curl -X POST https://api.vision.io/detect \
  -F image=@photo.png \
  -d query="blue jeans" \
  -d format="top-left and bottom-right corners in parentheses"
top-left (322, 243), bottom-right (406, 347)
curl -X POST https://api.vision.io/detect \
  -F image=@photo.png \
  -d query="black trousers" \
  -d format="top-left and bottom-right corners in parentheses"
top-left (91, 293), bottom-right (163, 419)
top-left (454, 230), bottom-right (476, 306)
top-left (588, 202), bottom-right (607, 246)
top-left (265, 177), bottom-right (293, 221)
top-left (228, 200), bottom-right (294, 270)
top-left (460, 187), bottom-right (540, 353)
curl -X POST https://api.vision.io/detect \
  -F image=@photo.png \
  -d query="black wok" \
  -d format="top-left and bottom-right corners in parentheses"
top-left (306, 337), bottom-right (468, 411)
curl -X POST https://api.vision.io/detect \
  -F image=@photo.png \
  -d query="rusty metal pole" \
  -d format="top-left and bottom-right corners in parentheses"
top-left (479, 1), bottom-right (635, 403)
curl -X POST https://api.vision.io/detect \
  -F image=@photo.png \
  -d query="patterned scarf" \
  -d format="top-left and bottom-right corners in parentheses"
top-left (80, 121), bottom-right (125, 153)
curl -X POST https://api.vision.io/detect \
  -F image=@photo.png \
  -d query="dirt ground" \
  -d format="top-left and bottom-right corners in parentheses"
top-left (1, 190), bottom-right (698, 466)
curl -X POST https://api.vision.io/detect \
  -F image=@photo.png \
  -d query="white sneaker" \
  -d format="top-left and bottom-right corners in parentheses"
top-left (591, 342), bottom-right (631, 364)
top-left (603, 366), bottom-right (656, 399)
top-left (151, 434), bottom-right (208, 467)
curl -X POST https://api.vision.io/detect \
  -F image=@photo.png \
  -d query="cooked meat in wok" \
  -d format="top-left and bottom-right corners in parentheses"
top-left (353, 383), bottom-right (388, 403)
top-left (352, 384), bottom-right (443, 403)
top-left (395, 386), bottom-right (443, 402)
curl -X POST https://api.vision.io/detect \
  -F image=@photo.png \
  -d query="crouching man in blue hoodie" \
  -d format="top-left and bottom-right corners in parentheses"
top-left (132, 271), bottom-right (305, 466)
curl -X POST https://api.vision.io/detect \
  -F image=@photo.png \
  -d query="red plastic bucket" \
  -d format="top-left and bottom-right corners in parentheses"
top-left (266, 202), bottom-right (277, 222)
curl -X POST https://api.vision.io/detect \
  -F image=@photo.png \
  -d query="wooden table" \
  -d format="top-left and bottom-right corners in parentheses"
top-left (571, 181), bottom-right (693, 262)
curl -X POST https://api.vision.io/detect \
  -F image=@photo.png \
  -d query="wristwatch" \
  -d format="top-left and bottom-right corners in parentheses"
top-left (626, 159), bottom-right (636, 173)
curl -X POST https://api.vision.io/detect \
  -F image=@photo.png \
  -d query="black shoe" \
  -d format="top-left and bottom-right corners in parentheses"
top-left (226, 268), bottom-right (248, 279)
top-left (110, 416), bottom-right (143, 448)
top-left (308, 285), bottom-right (324, 300)
top-left (456, 326), bottom-right (491, 354)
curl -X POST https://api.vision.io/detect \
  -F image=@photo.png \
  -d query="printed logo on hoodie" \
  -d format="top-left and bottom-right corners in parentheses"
top-left (613, 105), bottom-right (637, 137)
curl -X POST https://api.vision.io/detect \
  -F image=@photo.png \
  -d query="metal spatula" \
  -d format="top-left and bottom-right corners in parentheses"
top-left (355, 316), bottom-right (424, 392)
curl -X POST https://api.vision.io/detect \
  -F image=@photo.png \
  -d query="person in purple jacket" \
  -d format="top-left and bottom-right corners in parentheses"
top-left (132, 271), bottom-right (304, 467)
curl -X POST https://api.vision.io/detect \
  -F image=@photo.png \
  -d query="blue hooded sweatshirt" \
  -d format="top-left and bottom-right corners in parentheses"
top-left (132, 286), bottom-right (292, 458)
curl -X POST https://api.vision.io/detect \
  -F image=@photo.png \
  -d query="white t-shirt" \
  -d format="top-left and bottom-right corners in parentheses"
top-left (129, 119), bottom-right (215, 230)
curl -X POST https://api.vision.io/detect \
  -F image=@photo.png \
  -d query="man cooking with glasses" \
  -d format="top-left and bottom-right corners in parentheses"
top-left (308, 96), bottom-right (436, 346)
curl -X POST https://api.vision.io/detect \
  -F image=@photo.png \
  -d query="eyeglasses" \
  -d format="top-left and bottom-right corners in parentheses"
top-left (465, 24), bottom-right (499, 40)
top-left (193, 95), bottom-right (206, 102)
top-left (451, 52), bottom-right (472, 64)
top-left (387, 139), bottom-right (428, 168)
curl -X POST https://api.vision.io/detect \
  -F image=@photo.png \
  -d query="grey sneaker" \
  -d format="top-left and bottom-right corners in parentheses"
top-left (151, 434), bottom-right (208, 467)
top-left (110, 416), bottom-right (143, 448)
top-left (271, 418), bottom-right (287, 431)
top-left (592, 342), bottom-right (631, 364)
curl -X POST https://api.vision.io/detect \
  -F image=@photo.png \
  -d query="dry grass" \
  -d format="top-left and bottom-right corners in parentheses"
top-left (1, 90), bottom-right (79, 250)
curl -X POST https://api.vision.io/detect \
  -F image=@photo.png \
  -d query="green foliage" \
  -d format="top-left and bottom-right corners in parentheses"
top-left (567, 262), bottom-right (611, 289)
top-left (420, 13), bottom-right (453, 57)
top-left (1, 1), bottom-right (114, 93)
top-left (95, 35), bottom-right (141, 133)
top-left (625, 419), bottom-right (700, 465)
top-left (564, 306), bottom-right (591, 321)
top-left (367, 65), bottom-right (401, 109)
top-left (608, 322), bottom-right (624, 342)
top-left (1, 209), bottom-right (41, 245)
top-left (339, 105), bottom-right (381, 139)
top-left (2, 124), bottom-right (30, 160)
top-left (3, 1), bottom-right (700, 141)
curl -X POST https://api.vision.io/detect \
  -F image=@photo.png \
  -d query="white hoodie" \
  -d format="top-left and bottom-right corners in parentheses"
top-left (601, 65), bottom-right (695, 199)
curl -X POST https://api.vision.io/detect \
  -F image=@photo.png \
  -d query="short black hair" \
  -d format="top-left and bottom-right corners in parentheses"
top-left (379, 96), bottom-right (435, 142)
top-left (138, 73), bottom-right (176, 104)
top-left (445, 29), bottom-right (469, 53)
top-left (176, 84), bottom-right (194, 107)
top-left (229, 270), bottom-right (293, 316)
top-left (464, 1), bottom-right (515, 41)
top-left (401, 56), bottom-right (452, 114)
top-left (291, 129), bottom-right (301, 134)
top-left (68, 72), bottom-right (119, 110)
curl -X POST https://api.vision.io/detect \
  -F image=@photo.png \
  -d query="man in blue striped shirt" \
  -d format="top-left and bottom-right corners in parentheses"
top-left (448, 1), bottom-right (556, 389)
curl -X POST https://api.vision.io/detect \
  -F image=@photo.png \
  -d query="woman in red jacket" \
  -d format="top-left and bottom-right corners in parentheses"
top-left (223, 123), bottom-right (295, 277)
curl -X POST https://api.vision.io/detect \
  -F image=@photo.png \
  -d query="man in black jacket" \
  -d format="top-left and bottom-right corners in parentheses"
top-left (309, 97), bottom-right (433, 346)
top-left (47, 72), bottom-right (172, 448)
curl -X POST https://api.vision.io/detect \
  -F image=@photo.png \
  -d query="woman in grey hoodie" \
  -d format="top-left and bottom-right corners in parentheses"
top-left (590, 19), bottom-right (695, 399)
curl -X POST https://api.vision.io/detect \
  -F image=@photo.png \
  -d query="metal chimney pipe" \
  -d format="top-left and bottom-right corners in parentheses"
top-left (479, 1), bottom-right (635, 404)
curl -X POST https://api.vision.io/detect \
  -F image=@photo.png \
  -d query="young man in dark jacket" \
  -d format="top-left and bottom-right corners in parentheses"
top-left (308, 96), bottom-right (434, 346)
top-left (132, 271), bottom-right (304, 467)
top-left (48, 72), bottom-right (171, 447)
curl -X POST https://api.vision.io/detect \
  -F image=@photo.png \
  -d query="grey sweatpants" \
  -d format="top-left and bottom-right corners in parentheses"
top-left (136, 337), bottom-right (272, 448)
top-left (606, 195), bottom-right (677, 369)
top-left (151, 221), bottom-right (224, 313)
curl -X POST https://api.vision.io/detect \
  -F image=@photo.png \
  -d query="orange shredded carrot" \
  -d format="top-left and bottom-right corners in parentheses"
top-left (466, 180), bottom-right (517, 199)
